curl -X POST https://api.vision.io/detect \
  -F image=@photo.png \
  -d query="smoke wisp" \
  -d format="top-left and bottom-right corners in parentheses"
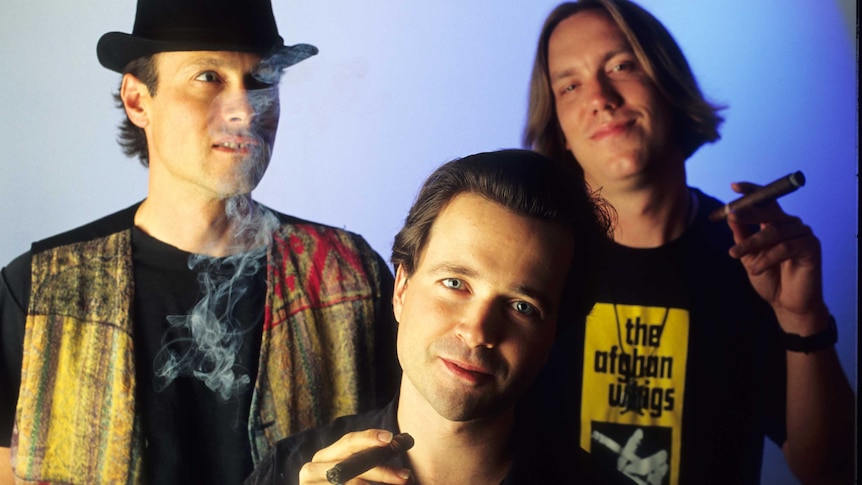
top-left (153, 196), bottom-right (279, 401)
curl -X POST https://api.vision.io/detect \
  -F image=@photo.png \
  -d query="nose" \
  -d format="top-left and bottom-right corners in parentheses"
top-left (218, 89), bottom-right (255, 126)
top-left (586, 76), bottom-right (622, 114)
top-left (455, 301), bottom-right (501, 349)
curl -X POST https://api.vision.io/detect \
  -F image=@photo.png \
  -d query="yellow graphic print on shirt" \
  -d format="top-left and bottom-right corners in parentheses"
top-left (580, 303), bottom-right (689, 485)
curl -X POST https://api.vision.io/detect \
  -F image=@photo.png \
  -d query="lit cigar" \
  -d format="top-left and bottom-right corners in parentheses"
top-left (325, 433), bottom-right (414, 485)
top-left (708, 171), bottom-right (805, 222)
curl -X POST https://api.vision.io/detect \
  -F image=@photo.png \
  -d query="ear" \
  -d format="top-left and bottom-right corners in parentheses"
top-left (120, 73), bottom-right (151, 129)
top-left (392, 265), bottom-right (410, 324)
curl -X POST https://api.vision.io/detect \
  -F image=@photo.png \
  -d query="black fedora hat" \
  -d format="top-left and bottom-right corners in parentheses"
top-left (97, 0), bottom-right (317, 73)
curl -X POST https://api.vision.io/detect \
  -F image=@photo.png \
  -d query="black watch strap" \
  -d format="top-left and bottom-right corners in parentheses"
top-left (783, 315), bottom-right (838, 354)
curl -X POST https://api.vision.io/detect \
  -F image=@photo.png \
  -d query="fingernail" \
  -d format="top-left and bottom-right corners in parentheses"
top-left (398, 469), bottom-right (412, 480)
top-left (377, 431), bottom-right (393, 443)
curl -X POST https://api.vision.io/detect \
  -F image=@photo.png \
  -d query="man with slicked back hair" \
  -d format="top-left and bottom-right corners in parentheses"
top-left (246, 149), bottom-right (631, 485)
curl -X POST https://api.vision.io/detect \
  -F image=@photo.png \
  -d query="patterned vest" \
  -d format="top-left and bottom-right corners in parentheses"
top-left (12, 221), bottom-right (389, 484)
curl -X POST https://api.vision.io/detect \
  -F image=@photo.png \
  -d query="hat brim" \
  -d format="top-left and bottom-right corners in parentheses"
top-left (97, 32), bottom-right (318, 73)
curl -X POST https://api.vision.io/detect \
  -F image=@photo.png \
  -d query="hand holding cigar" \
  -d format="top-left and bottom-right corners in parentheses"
top-left (325, 433), bottom-right (414, 485)
top-left (709, 171), bottom-right (805, 222)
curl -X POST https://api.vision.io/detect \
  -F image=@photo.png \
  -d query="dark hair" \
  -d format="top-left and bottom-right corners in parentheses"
top-left (112, 55), bottom-right (158, 167)
top-left (523, 0), bottom-right (724, 172)
top-left (391, 149), bottom-right (614, 324)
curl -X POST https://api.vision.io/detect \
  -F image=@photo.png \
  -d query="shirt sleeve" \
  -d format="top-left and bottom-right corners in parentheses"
top-left (0, 251), bottom-right (30, 447)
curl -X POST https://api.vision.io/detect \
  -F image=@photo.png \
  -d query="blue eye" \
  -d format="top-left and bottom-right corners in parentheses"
top-left (513, 301), bottom-right (536, 315)
top-left (442, 278), bottom-right (464, 290)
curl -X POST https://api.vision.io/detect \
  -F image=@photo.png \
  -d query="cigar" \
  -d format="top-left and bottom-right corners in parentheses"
top-left (325, 433), bottom-right (414, 484)
top-left (708, 171), bottom-right (805, 222)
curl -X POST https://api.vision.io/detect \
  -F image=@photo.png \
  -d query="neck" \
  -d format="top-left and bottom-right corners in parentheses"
top-left (594, 166), bottom-right (692, 248)
top-left (134, 192), bottom-right (258, 257)
top-left (396, 386), bottom-right (514, 485)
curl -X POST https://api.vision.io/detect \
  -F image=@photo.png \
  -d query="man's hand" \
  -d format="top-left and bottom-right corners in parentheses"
top-left (299, 430), bottom-right (411, 485)
top-left (725, 181), bottom-right (854, 483)
top-left (725, 181), bottom-right (829, 334)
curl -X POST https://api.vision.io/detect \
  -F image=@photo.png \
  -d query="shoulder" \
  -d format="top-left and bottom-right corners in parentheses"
top-left (1, 252), bottom-right (31, 291)
top-left (270, 210), bottom-right (374, 250)
top-left (686, 187), bottom-right (735, 255)
top-left (30, 203), bottom-right (141, 254)
top-left (1, 250), bottom-right (32, 317)
top-left (690, 187), bottom-right (727, 230)
top-left (263, 206), bottom-right (391, 277)
top-left (690, 186), bottom-right (725, 211)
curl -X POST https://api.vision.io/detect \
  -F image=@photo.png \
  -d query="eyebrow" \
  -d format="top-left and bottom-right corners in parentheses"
top-left (427, 262), bottom-right (477, 279)
top-left (182, 56), bottom-right (230, 71)
top-left (179, 55), bottom-right (265, 75)
top-left (549, 46), bottom-right (633, 83)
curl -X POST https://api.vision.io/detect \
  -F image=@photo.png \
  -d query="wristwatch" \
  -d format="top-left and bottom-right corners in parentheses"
top-left (783, 315), bottom-right (838, 354)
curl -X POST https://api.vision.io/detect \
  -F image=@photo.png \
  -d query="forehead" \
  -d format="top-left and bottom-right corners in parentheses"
top-left (427, 192), bottom-right (570, 240)
top-left (549, 9), bottom-right (630, 61)
top-left (419, 192), bottom-right (574, 289)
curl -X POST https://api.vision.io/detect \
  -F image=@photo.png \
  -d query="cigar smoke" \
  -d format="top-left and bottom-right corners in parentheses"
top-left (252, 44), bottom-right (318, 85)
top-left (154, 198), bottom-right (278, 400)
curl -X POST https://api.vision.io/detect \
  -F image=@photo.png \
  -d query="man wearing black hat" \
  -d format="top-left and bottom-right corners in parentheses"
top-left (0, 0), bottom-right (398, 483)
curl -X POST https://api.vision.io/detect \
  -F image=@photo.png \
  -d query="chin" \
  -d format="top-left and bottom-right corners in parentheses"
top-left (212, 180), bottom-right (256, 200)
top-left (219, 165), bottom-right (267, 196)
top-left (431, 393), bottom-right (512, 422)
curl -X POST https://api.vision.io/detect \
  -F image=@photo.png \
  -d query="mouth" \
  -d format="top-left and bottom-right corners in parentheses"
top-left (212, 137), bottom-right (261, 154)
top-left (441, 358), bottom-right (494, 385)
top-left (216, 141), bottom-right (255, 150)
top-left (591, 119), bottom-right (635, 141)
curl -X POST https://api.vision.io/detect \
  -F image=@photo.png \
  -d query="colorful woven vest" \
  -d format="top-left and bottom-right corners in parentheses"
top-left (13, 222), bottom-right (385, 483)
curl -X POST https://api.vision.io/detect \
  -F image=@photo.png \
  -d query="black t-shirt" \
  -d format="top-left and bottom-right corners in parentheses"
top-left (0, 252), bottom-right (28, 446)
top-left (132, 226), bottom-right (265, 484)
top-left (532, 188), bottom-right (787, 485)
